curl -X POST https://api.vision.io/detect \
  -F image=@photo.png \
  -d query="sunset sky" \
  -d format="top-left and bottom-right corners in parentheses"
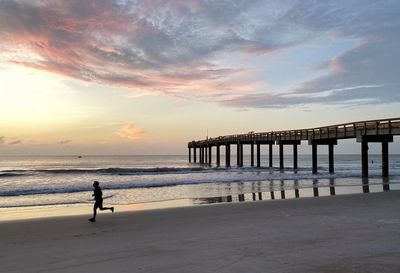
top-left (1, 0), bottom-right (399, 155)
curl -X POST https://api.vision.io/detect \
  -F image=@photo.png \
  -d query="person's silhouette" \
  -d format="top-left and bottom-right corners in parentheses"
top-left (89, 181), bottom-right (114, 222)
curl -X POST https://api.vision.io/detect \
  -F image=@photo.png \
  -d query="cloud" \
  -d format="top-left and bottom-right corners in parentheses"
top-left (57, 139), bottom-right (72, 145)
top-left (222, 84), bottom-right (400, 108)
top-left (220, 0), bottom-right (400, 108)
top-left (8, 140), bottom-right (22, 145)
top-left (116, 124), bottom-right (145, 140)
top-left (0, 136), bottom-right (19, 145)
top-left (0, 0), bottom-right (260, 97)
top-left (0, 0), bottom-right (399, 107)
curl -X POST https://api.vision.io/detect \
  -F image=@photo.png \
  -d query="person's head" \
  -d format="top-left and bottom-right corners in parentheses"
top-left (93, 181), bottom-right (99, 187)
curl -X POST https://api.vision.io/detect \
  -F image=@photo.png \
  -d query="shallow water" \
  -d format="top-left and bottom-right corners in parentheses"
top-left (0, 155), bottom-right (399, 208)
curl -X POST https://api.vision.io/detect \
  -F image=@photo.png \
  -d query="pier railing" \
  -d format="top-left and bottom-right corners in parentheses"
top-left (188, 118), bottom-right (400, 146)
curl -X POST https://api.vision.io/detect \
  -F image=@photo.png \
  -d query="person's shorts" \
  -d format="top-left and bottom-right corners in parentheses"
top-left (94, 198), bottom-right (103, 209)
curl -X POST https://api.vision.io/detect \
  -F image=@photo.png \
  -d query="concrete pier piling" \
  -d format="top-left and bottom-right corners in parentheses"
top-left (312, 143), bottom-right (317, 174)
top-left (216, 145), bottom-right (220, 167)
top-left (361, 138), bottom-right (368, 178)
top-left (269, 144), bottom-right (273, 168)
top-left (241, 144), bottom-right (244, 166)
top-left (225, 144), bottom-right (231, 167)
top-left (208, 146), bottom-right (212, 166)
top-left (256, 143), bottom-right (261, 167)
top-left (293, 144), bottom-right (298, 170)
top-left (250, 143), bottom-right (254, 167)
top-left (382, 141), bottom-right (389, 177)
top-left (328, 144), bottom-right (334, 173)
top-left (236, 144), bottom-right (240, 166)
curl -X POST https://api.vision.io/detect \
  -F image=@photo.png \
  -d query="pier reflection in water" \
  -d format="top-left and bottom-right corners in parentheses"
top-left (330, 178), bottom-right (335, 196)
top-left (362, 177), bottom-right (370, 193)
top-left (294, 180), bottom-right (299, 198)
top-left (192, 177), bottom-right (399, 205)
top-left (280, 180), bottom-right (285, 199)
top-left (313, 179), bottom-right (319, 197)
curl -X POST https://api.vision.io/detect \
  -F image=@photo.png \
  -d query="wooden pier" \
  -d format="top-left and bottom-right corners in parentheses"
top-left (188, 118), bottom-right (400, 177)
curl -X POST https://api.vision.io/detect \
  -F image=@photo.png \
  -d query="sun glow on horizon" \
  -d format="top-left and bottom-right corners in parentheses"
top-left (1, 66), bottom-right (86, 125)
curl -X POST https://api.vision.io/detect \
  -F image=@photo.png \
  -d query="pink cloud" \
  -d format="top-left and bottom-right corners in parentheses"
top-left (0, 0), bottom-right (257, 97)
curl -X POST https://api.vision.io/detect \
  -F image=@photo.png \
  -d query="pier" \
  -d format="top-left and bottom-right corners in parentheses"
top-left (188, 118), bottom-right (400, 177)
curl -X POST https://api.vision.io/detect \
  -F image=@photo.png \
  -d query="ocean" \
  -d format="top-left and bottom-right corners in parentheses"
top-left (0, 154), bottom-right (400, 209)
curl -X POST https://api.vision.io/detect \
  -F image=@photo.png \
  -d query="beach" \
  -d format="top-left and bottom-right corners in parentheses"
top-left (1, 191), bottom-right (400, 273)
top-left (2, 0), bottom-right (400, 272)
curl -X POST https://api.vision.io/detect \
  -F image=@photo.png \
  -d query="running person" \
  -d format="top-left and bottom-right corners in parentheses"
top-left (89, 181), bottom-right (114, 222)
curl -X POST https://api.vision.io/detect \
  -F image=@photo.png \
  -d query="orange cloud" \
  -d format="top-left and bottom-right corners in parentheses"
top-left (116, 124), bottom-right (145, 140)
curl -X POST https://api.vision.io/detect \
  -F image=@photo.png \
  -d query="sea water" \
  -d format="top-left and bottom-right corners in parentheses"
top-left (0, 154), bottom-right (400, 209)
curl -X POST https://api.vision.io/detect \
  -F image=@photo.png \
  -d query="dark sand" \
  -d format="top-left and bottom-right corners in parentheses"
top-left (1, 191), bottom-right (400, 273)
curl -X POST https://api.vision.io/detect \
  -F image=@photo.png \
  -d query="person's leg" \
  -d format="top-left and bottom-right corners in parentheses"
top-left (98, 199), bottom-right (113, 212)
top-left (99, 205), bottom-right (114, 212)
top-left (89, 206), bottom-right (97, 222)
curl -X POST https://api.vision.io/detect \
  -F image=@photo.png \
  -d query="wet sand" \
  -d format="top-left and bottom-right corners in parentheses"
top-left (1, 191), bottom-right (400, 273)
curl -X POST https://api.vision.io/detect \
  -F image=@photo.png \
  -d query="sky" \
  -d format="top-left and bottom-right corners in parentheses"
top-left (0, 0), bottom-right (399, 155)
